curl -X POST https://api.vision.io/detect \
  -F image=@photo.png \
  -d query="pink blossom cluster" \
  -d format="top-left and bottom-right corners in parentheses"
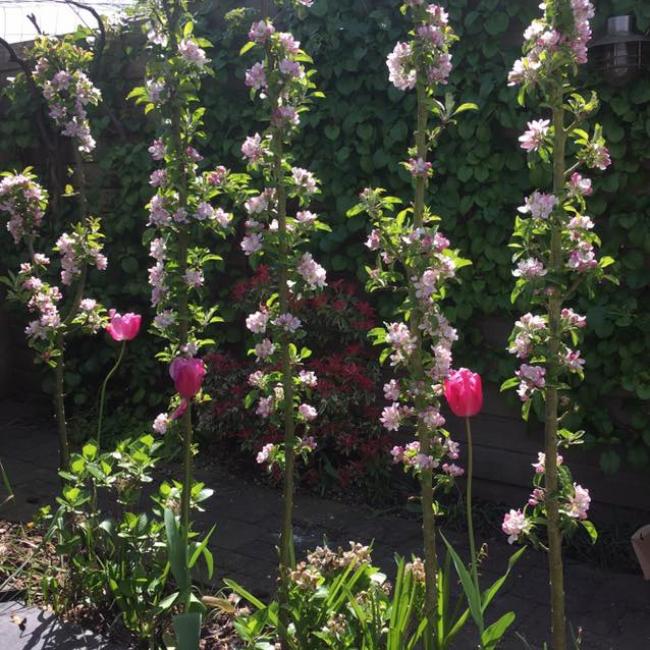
top-left (55, 230), bottom-right (107, 286)
top-left (358, 199), bottom-right (462, 483)
top-left (76, 297), bottom-right (106, 333)
top-left (145, 134), bottom-right (234, 311)
top-left (256, 435), bottom-right (317, 469)
top-left (148, 236), bottom-right (168, 308)
top-left (518, 119), bottom-right (550, 153)
top-left (502, 509), bottom-right (531, 544)
top-left (0, 172), bottom-right (46, 244)
top-left (508, 0), bottom-right (595, 87)
top-left (241, 17), bottom-right (326, 464)
top-left (33, 52), bottom-right (101, 153)
top-left (244, 23), bottom-right (305, 125)
top-left (566, 483), bottom-right (591, 519)
top-left (509, 310), bottom-right (586, 383)
top-left (390, 435), bottom-right (463, 478)
top-left (241, 133), bottom-right (268, 164)
top-left (508, 312), bottom-right (547, 359)
top-left (517, 191), bottom-right (557, 220)
top-left (513, 257), bottom-right (547, 280)
top-left (297, 252), bottom-right (327, 289)
top-left (385, 322), bottom-right (417, 365)
top-left (21, 269), bottom-right (63, 343)
top-left (0, 171), bottom-right (107, 362)
top-left (406, 157), bottom-right (433, 179)
top-left (178, 38), bottom-right (208, 68)
top-left (515, 363), bottom-right (546, 401)
top-left (502, 452), bottom-right (592, 544)
top-left (387, 3), bottom-right (454, 91)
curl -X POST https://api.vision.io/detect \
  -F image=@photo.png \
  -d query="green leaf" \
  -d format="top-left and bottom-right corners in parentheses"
top-left (600, 449), bottom-right (620, 474)
top-left (158, 591), bottom-right (180, 611)
top-left (172, 612), bottom-right (202, 650)
top-left (481, 546), bottom-right (526, 612)
top-left (581, 520), bottom-right (598, 544)
top-left (164, 509), bottom-right (190, 592)
top-left (189, 525), bottom-right (216, 573)
top-left (239, 41), bottom-right (255, 56)
top-left (485, 13), bottom-right (508, 35)
top-left (453, 102), bottom-right (479, 116)
top-left (500, 377), bottom-right (519, 392)
top-left (441, 534), bottom-right (483, 634)
top-left (223, 578), bottom-right (266, 610)
top-left (480, 611), bottom-right (516, 648)
top-left (324, 125), bottom-right (340, 140)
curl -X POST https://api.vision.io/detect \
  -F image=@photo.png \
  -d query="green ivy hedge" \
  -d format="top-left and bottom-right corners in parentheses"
top-left (1, 0), bottom-right (648, 471)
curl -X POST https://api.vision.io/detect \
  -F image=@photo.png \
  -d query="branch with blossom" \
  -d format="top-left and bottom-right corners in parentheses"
top-left (31, 37), bottom-right (101, 154)
top-left (0, 170), bottom-right (108, 468)
top-left (237, 1), bottom-right (328, 639)
top-left (130, 3), bottom-right (246, 365)
top-left (0, 37), bottom-right (109, 471)
top-left (129, 1), bottom-right (246, 639)
top-left (501, 1), bottom-right (614, 647)
top-left (348, 0), bottom-right (476, 639)
top-left (130, 0), bottom-right (248, 543)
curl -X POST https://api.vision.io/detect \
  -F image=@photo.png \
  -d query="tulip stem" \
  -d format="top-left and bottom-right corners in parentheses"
top-left (181, 406), bottom-right (193, 533)
top-left (465, 416), bottom-right (479, 593)
top-left (96, 340), bottom-right (126, 454)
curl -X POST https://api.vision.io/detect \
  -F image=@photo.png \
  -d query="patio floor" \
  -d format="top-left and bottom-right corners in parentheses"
top-left (0, 399), bottom-right (648, 649)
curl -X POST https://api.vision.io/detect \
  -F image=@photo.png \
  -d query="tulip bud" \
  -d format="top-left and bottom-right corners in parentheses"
top-left (444, 368), bottom-right (483, 417)
top-left (169, 356), bottom-right (206, 400)
top-left (106, 310), bottom-right (142, 341)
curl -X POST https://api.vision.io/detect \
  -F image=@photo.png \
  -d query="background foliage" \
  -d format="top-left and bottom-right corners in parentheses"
top-left (0, 0), bottom-right (648, 473)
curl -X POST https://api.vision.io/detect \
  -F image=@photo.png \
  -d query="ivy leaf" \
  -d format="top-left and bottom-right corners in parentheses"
top-left (599, 450), bottom-right (620, 474)
top-left (485, 13), bottom-right (508, 35)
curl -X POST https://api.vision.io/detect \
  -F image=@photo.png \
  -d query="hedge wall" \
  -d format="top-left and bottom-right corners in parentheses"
top-left (1, 0), bottom-right (649, 471)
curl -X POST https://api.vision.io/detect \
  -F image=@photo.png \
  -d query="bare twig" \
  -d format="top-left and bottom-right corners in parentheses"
top-left (26, 14), bottom-right (45, 36)
top-left (64, 0), bottom-right (127, 140)
top-left (64, 0), bottom-right (106, 74)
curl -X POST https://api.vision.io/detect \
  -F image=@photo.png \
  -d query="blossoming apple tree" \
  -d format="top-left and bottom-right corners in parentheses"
top-left (0, 38), bottom-right (108, 472)
top-left (237, 0), bottom-right (328, 638)
top-left (501, 0), bottom-right (615, 647)
top-left (130, 0), bottom-right (248, 533)
top-left (347, 0), bottom-right (475, 637)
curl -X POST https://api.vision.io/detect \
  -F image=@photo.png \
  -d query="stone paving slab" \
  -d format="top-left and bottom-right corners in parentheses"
top-left (1, 405), bottom-right (649, 649)
top-left (0, 601), bottom-right (114, 649)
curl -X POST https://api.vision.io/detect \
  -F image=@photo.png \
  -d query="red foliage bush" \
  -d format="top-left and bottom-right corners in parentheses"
top-left (197, 269), bottom-right (393, 498)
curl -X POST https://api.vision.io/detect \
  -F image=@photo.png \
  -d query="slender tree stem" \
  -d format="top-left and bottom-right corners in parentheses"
top-left (464, 417), bottom-right (479, 593)
top-left (546, 97), bottom-right (567, 650)
top-left (274, 113), bottom-right (296, 650)
top-left (53, 335), bottom-right (70, 474)
top-left (96, 341), bottom-right (126, 453)
top-left (411, 76), bottom-right (439, 641)
top-left (52, 148), bottom-right (89, 475)
top-left (162, 0), bottom-right (193, 537)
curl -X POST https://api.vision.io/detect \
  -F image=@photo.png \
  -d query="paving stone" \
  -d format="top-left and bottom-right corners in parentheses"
top-left (0, 601), bottom-right (116, 649)
top-left (0, 404), bottom-right (648, 649)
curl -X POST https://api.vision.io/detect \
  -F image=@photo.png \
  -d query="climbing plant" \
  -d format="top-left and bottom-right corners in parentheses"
top-left (0, 0), bottom-right (648, 474)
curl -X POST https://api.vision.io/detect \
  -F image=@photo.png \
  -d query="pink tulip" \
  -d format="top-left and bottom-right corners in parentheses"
top-left (169, 356), bottom-right (206, 400)
top-left (444, 368), bottom-right (483, 418)
top-left (106, 310), bottom-right (142, 341)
